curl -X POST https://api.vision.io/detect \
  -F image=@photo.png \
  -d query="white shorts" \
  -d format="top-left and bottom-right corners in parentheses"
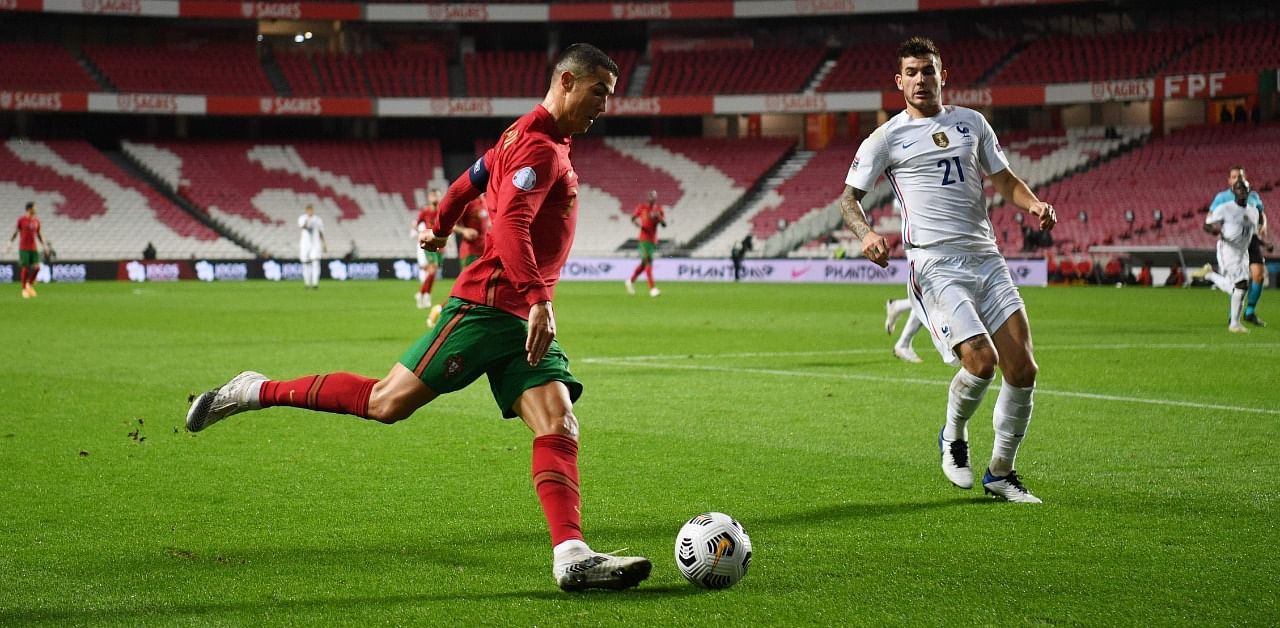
top-left (908, 252), bottom-right (1025, 366)
top-left (1217, 241), bottom-right (1250, 285)
top-left (300, 243), bottom-right (322, 263)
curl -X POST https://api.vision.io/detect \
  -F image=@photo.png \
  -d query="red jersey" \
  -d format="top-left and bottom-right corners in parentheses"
top-left (458, 197), bottom-right (491, 258)
top-left (632, 202), bottom-right (665, 243)
top-left (440, 105), bottom-right (578, 319)
top-left (16, 215), bottom-right (41, 251)
top-left (415, 205), bottom-right (438, 233)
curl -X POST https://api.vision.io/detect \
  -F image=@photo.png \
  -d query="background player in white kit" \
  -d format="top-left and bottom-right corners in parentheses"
top-left (1202, 177), bottom-right (1263, 333)
top-left (298, 204), bottom-right (327, 289)
top-left (840, 37), bottom-right (1057, 503)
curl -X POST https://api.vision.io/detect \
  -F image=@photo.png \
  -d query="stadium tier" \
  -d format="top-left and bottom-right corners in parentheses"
top-left (83, 43), bottom-right (274, 96)
top-left (1162, 22), bottom-right (1280, 75)
top-left (989, 123), bottom-right (1280, 255)
top-left (0, 43), bottom-right (100, 92)
top-left (122, 139), bottom-right (445, 259)
top-left (644, 48), bottom-right (824, 96)
top-left (988, 31), bottom-right (1196, 85)
top-left (817, 39), bottom-right (1016, 92)
top-left (0, 139), bottom-right (244, 260)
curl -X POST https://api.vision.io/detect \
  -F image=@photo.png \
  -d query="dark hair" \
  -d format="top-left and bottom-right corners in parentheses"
top-left (897, 36), bottom-right (941, 70)
top-left (551, 43), bottom-right (619, 85)
top-left (25, 201), bottom-right (34, 210)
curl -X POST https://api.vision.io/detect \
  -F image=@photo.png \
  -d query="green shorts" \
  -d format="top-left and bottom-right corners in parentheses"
top-left (462, 254), bottom-right (481, 269)
top-left (398, 298), bottom-right (583, 418)
top-left (638, 241), bottom-right (656, 263)
top-left (417, 249), bottom-right (443, 267)
top-left (18, 250), bottom-right (39, 267)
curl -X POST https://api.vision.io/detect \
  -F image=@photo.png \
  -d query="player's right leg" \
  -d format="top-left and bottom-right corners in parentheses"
top-left (984, 308), bottom-right (1042, 504)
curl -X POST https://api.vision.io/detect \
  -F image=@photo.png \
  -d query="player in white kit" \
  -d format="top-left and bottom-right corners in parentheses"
top-left (840, 37), bottom-right (1057, 503)
top-left (1202, 177), bottom-right (1262, 333)
top-left (298, 204), bottom-right (327, 289)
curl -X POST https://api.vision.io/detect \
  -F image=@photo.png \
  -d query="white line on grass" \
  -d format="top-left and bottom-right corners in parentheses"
top-left (585, 342), bottom-right (1280, 363)
top-left (581, 356), bottom-right (1280, 416)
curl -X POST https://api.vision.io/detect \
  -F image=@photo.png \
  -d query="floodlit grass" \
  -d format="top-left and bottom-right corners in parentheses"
top-left (2, 279), bottom-right (1277, 626)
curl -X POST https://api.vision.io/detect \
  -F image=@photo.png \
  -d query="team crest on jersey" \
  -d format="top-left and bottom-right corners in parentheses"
top-left (932, 132), bottom-right (949, 148)
top-left (445, 355), bottom-right (465, 378)
top-left (512, 166), bottom-right (537, 191)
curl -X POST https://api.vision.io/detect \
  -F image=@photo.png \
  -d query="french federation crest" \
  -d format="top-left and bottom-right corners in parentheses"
top-left (932, 132), bottom-right (949, 148)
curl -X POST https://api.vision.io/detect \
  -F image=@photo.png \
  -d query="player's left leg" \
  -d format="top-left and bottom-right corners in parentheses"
top-left (26, 261), bottom-right (39, 296)
top-left (985, 309), bottom-right (1042, 504)
top-left (512, 382), bottom-right (651, 592)
top-left (18, 264), bottom-right (29, 297)
top-left (893, 312), bottom-right (924, 363)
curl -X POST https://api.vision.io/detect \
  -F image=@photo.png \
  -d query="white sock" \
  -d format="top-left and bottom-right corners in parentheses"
top-left (945, 369), bottom-right (992, 441)
top-left (896, 313), bottom-right (923, 349)
top-left (889, 298), bottom-right (912, 317)
top-left (1230, 288), bottom-right (1245, 325)
top-left (311, 260), bottom-right (321, 285)
top-left (991, 382), bottom-right (1034, 476)
top-left (1206, 271), bottom-right (1234, 293)
top-left (553, 539), bottom-right (590, 562)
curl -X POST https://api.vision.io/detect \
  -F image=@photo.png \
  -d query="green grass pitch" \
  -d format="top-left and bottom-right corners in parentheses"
top-left (1, 279), bottom-right (1277, 626)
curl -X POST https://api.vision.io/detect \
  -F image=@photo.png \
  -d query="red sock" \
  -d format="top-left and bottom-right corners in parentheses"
top-left (532, 434), bottom-right (583, 547)
top-left (421, 273), bottom-right (435, 295)
top-left (259, 373), bottom-right (377, 417)
top-left (630, 263), bottom-right (644, 282)
top-left (644, 266), bottom-right (655, 289)
top-left (19, 266), bottom-right (27, 288)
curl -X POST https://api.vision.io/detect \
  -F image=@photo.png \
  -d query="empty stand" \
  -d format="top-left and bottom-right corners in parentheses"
top-left (0, 43), bottom-right (100, 92)
top-left (465, 50), bottom-right (548, 97)
top-left (645, 48), bottom-right (823, 95)
top-left (84, 43), bottom-right (274, 96)
top-left (1163, 22), bottom-right (1280, 75)
top-left (0, 139), bottom-right (244, 260)
top-left (989, 31), bottom-right (1194, 85)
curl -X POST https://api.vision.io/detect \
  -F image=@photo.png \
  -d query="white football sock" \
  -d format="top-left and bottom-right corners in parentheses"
top-left (896, 313), bottom-right (923, 349)
top-left (991, 382), bottom-right (1034, 476)
top-left (311, 260), bottom-right (321, 285)
top-left (1206, 271), bottom-right (1234, 293)
top-left (945, 368), bottom-right (992, 441)
top-left (553, 539), bottom-right (590, 562)
top-left (1230, 287), bottom-right (1245, 325)
top-left (889, 298), bottom-right (912, 318)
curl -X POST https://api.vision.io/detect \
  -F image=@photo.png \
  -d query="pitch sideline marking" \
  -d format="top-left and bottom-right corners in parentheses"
top-left (586, 342), bottom-right (1280, 363)
top-left (581, 356), bottom-right (1280, 416)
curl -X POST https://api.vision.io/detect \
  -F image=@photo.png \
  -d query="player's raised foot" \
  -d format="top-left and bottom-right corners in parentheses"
top-left (1191, 263), bottom-right (1213, 280)
top-left (982, 468), bottom-right (1041, 503)
top-left (893, 345), bottom-right (923, 364)
top-left (554, 550), bottom-right (652, 592)
top-left (186, 371), bottom-right (267, 433)
top-left (624, 278), bottom-right (635, 295)
top-left (939, 428), bottom-right (973, 489)
top-left (649, 287), bottom-right (661, 297)
top-left (884, 299), bottom-right (897, 335)
top-left (1244, 313), bottom-right (1267, 327)
top-left (1228, 323), bottom-right (1250, 334)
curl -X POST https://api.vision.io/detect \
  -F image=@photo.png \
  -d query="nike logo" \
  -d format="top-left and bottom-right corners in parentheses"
top-left (901, 140), bottom-right (919, 149)
top-left (791, 266), bottom-right (811, 278)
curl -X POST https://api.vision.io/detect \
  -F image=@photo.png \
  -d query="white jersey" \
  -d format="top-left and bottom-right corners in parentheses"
top-left (846, 106), bottom-right (1009, 256)
top-left (298, 213), bottom-right (325, 257)
top-left (1207, 198), bottom-right (1260, 283)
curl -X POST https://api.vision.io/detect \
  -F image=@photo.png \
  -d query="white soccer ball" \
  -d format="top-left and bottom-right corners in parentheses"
top-left (674, 512), bottom-right (752, 589)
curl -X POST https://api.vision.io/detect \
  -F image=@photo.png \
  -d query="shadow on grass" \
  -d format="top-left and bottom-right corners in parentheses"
top-left (0, 583), bottom-right (705, 625)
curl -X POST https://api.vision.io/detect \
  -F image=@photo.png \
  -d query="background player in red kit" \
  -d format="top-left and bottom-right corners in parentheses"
top-left (185, 44), bottom-right (651, 592)
top-left (454, 194), bottom-right (490, 269)
top-left (7, 202), bottom-right (49, 299)
top-left (414, 188), bottom-right (443, 309)
top-left (625, 190), bottom-right (665, 297)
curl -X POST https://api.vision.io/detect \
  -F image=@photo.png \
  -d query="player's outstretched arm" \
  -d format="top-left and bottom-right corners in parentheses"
top-left (992, 169), bottom-right (1056, 231)
top-left (839, 185), bottom-right (888, 268)
top-left (433, 155), bottom-right (489, 243)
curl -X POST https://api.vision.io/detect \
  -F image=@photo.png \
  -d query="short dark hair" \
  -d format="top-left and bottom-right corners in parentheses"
top-left (551, 43), bottom-right (619, 85)
top-left (25, 201), bottom-right (34, 210)
top-left (897, 36), bottom-right (941, 70)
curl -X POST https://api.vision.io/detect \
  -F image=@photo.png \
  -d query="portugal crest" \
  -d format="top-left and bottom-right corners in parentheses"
top-left (445, 355), bottom-right (465, 378)
top-left (932, 132), bottom-right (950, 148)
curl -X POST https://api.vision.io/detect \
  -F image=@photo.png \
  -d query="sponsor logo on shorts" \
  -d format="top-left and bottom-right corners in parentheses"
top-left (445, 355), bottom-right (464, 378)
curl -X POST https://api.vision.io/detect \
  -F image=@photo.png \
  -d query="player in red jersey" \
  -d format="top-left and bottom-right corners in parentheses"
top-left (7, 202), bottom-right (49, 299)
top-left (413, 188), bottom-right (443, 309)
top-left (454, 194), bottom-right (490, 269)
top-left (625, 190), bottom-right (665, 297)
top-left (185, 44), bottom-right (650, 592)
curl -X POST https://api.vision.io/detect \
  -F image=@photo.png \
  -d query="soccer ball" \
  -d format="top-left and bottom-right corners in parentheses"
top-left (674, 512), bottom-right (752, 589)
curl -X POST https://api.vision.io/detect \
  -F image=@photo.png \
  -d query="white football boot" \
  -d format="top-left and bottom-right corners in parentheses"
top-left (554, 548), bottom-right (652, 592)
top-left (186, 371), bottom-right (267, 432)
top-left (982, 469), bottom-right (1042, 503)
top-left (624, 278), bottom-right (635, 295)
top-left (649, 287), bottom-right (661, 297)
top-left (894, 345), bottom-right (923, 364)
top-left (1228, 323), bottom-right (1250, 334)
top-left (939, 428), bottom-right (974, 489)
